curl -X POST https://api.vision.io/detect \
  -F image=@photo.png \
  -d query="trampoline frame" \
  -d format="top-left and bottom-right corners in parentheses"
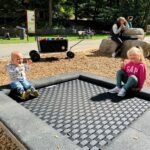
top-left (0, 72), bottom-right (150, 150)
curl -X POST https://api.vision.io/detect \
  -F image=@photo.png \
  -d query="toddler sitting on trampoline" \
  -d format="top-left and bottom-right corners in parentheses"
top-left (6, 51), bottom-right (39, 100)
top-left (109, 46), bottom-right (147, 97)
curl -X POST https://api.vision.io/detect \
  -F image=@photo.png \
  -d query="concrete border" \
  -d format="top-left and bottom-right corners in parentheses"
top-left (0, 71), bottom-right (150, 150)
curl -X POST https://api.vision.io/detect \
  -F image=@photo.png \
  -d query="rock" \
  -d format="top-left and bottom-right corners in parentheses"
top-left (123, 28), bottom-right (145, 35)
top-left (121, 40), bottom-right (150, 58)
top-left (99, 28), bottom-right (149, 57)
top-left (123, 28), bottom-right (145, 40)
top-left (131, 35), bottom-right (145, 40)
top-left (99, 38), bottom-right (118, 55)
top-left (99, 39), bottom-right (150, 58)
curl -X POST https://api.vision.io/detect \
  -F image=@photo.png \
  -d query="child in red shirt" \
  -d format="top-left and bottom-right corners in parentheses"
top-left (109, 46), bottom-right (147, 97)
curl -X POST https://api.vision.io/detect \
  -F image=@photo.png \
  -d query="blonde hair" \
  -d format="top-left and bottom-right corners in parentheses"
top-left (127, 46), bottom-right (145, 63)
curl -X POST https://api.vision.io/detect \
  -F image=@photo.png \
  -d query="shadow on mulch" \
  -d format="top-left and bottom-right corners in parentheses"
top-left (40, 57), bottom-right (60, 62)
top-left (34, 56), bottom-right (71, 63)
top-left (86, 49), bottom-right (127, 60)
top-left (86, 49), bottom-right (112, 58)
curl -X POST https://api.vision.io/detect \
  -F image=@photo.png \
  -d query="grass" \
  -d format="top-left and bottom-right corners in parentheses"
top-left (0, 34), bottom-right (108, 44)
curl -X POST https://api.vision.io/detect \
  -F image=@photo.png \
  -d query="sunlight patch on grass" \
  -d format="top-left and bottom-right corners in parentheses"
top-left (0, 34), bottom-right (108, 44)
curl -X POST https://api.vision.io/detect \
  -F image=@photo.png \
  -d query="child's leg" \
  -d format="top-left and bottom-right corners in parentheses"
top-left (20, 79), bottom-right (32, 90)
top-left (21, 79), bottom-right (39, 97)
top-left (123, 75), bottom-right (138, 91)
top-left (10, 81), bottom-right (25, 94)
top-left (116, 69), bottom-right (128, 88)
top-left (10, 81), bottom-right (29, 100)
top-left (118, 75), bottom-right (138, 97)
top-left (109, 69), bottom-right (128, 93)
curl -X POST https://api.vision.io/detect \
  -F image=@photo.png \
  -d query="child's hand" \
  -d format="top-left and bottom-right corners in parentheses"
top-left (18, 64), bottom-right (24, 71)
top-left (121, 59), bottom-right (128, 69)
top-left (27, 59), bottom-right (32, 65)
top-left (120, 61), bottom-right (124, 69)
top-left (23, 58), bottom-right (32, 65)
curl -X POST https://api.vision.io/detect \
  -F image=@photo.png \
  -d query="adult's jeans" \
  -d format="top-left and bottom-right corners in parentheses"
top-left (111, 35), bottom-right (138, 56)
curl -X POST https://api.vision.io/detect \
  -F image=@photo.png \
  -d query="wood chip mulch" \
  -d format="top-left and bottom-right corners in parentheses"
top-left (0, 49), bottom-right (150, 88)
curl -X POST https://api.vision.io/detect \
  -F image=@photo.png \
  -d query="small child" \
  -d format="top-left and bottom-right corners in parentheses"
top-left (109, 47), bottom-right (147, 97)
top-left (6, 51), bottom-right (39, 100)
top-left (127, 16), bottom-right (133, 28)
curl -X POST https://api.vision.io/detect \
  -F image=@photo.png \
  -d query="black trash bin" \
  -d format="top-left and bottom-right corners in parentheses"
top-left (19, 28), bottom-right (26, 40)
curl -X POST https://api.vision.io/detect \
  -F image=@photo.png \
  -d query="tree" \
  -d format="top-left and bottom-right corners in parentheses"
top-left (1, 0), bottom-right (150, 30)
top-left (142, 0), bottom-right (150, 31)
top-left (48, 0), bottom-right (52, 27)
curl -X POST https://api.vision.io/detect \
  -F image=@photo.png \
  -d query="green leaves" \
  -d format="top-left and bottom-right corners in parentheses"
top-left (0, 0), bottom-right (150, 30)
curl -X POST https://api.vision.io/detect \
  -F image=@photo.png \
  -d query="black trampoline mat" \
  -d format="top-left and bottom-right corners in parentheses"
top-left (20, 79), bottom-right (150, 150)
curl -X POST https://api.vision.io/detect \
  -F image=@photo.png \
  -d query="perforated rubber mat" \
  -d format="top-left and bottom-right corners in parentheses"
top-left (20, 79), bottom-right (150, 150)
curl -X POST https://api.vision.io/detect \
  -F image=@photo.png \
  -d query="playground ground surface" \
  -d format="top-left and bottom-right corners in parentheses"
top-left (0, 49), bottom-right (150, 88)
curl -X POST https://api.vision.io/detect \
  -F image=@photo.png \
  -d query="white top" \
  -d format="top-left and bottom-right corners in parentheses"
top-left (112, 24), bottom-right (129, 35)
top-left (6, 64), bottom-right (29, 82)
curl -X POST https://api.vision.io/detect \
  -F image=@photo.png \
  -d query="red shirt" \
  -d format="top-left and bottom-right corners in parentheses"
top-left (123, 61), bottom-right (146, 90)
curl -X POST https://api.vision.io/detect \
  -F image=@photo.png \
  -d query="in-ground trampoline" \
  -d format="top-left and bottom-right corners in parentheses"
top-left (0, 72), bottom-right (150, 150)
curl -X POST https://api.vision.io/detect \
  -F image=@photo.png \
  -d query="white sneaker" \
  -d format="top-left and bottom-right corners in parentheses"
top-left (118, 88), bottom-right (126, 97)
top-left (112, 52), bottom-right (116, 58)
top-left (109, 86), bottom-right (121, 94)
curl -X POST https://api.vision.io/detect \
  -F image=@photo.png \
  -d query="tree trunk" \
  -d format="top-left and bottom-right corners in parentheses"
top-left (144, 1), bottom-right (150, 31)
top-left (48, 0), bottom-right (52, 27)
top-left (74, 0), bottom-right (78, 21)
top-left (143, 0), bottom-right (150, 31)
top-left (93, 0), bottom-right (98, 21)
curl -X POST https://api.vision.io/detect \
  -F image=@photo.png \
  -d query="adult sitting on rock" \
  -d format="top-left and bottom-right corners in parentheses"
top-left (111, 17), bottom-right (138, 57)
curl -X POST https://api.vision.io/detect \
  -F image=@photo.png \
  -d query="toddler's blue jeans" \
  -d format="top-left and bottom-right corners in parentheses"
top-left (10, 79), bottom-right (34, 94)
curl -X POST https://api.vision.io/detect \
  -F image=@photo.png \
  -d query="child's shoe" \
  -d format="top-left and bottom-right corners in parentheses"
top-left (32, 90), bottom-right (39, 97)
top-left (112, 52), bottom-right (117, 58)
top-left (109, 86), bottom-right (121, 94)
top-left (28, 89), bottom-right (39, 97)
top-left (20, 91), bottom-right (30, 100)
top-left (118, 88), bottom-right (126, 97)
top-left (20, 92), bottom-right (26, 100)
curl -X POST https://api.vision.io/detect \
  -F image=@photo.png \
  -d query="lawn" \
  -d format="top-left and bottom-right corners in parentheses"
top-left (0, 34), bottom-right (108, 44)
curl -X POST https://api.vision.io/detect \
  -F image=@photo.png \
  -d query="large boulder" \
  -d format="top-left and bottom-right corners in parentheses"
top-left (123, 28), bottom-right (145, 35)
top-left (123, 28), bottom-right (145, 40)
top-left (99, 28), bottom-right (149, 57)
top-left (99, 39), bottom-right (150, 58)
top-left (121, 40), bottom-right (150, 58)
top-left (99, 38), bottom-right (118, 54)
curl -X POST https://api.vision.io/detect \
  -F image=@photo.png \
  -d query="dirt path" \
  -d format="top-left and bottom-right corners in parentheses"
top-left (0, 39), bottom-right (101, 59)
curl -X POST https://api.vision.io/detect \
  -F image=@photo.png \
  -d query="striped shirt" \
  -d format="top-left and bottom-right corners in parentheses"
top-left (6, 64), bottom-right (29, 82)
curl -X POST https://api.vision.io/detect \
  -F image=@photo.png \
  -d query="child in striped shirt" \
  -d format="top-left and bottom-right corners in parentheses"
top-left (6, 51), bottom-right (39, 100)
